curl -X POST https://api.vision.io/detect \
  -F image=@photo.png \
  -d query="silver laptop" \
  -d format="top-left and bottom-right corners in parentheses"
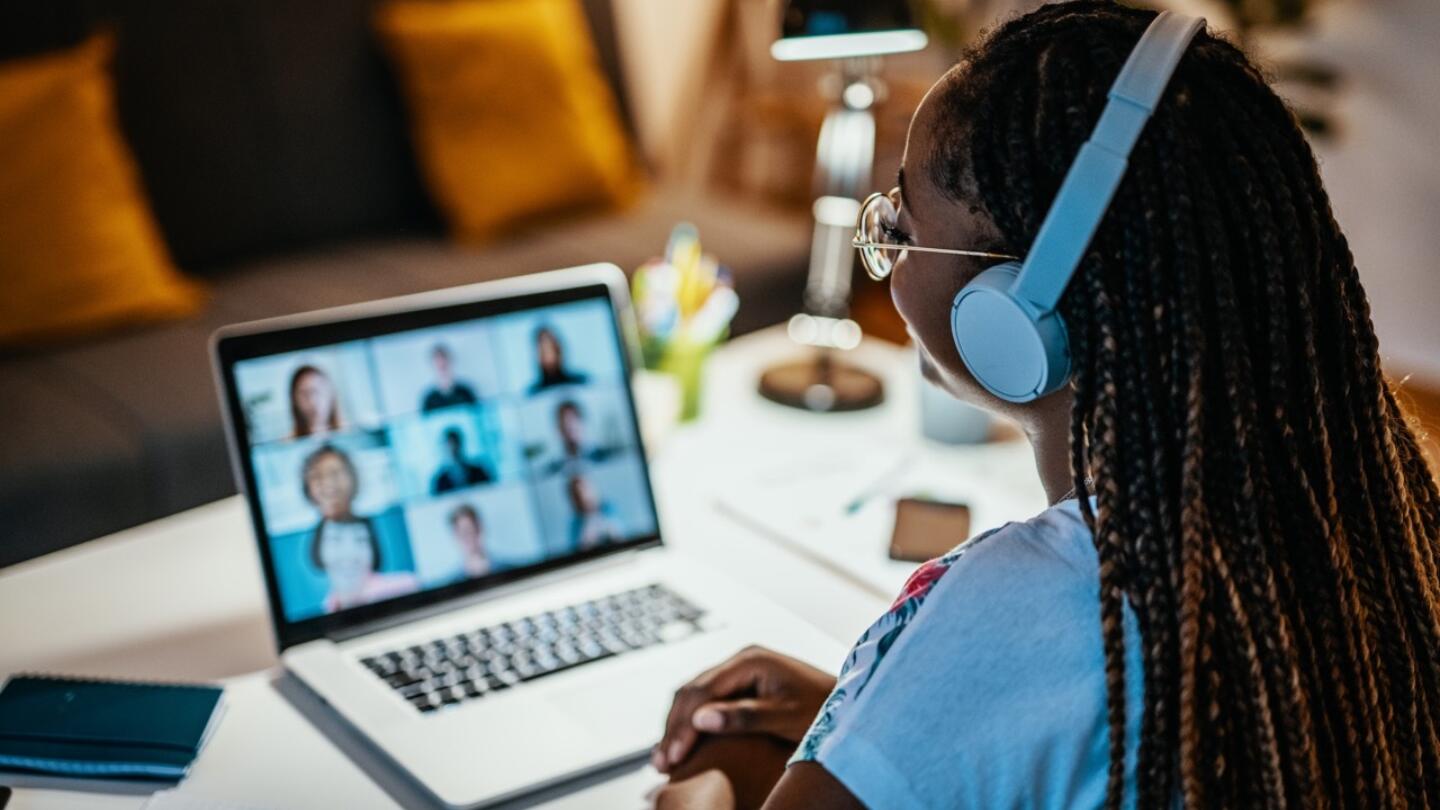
top-left (211, 264), bottom-right (839, 808)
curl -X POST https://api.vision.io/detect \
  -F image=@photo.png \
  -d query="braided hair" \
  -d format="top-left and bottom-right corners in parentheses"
top-left (927, 3), bottom-right (1440, 806)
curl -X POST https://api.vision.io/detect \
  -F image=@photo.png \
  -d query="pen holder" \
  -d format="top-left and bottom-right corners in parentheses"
top-left (653, 338), bottom-right (715, 422)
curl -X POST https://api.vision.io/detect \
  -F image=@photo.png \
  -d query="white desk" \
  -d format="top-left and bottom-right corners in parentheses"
top-left (0, 327), bottom-right (1042, 809)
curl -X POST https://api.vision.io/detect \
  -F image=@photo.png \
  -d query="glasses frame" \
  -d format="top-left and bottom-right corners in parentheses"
top-left (852, 192), bottom-right (1020, 281)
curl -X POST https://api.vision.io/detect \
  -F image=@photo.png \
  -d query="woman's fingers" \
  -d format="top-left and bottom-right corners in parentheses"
top-left (691, 698), bottom-right (802, 738)
top-left (658, 681), bottom-right (719, 771)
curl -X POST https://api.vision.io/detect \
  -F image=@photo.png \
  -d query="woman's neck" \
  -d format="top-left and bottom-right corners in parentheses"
top-left (1021, 394), bottom-right (1076, 505)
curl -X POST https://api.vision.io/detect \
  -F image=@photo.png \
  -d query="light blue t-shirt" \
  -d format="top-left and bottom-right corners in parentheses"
top-left (791, 498), bottom-right (1144, 809)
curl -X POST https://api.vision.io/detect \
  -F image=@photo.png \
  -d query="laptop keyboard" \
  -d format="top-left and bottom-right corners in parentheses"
top-left (361, 583), bottom-right (706, 714)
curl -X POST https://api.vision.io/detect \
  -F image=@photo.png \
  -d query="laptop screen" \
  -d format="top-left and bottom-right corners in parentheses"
top-left (216, 279), bottom-right (660, 646)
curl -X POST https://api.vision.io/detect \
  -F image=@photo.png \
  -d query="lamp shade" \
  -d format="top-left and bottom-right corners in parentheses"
top-left (771, 0), bottom-right (928, 62)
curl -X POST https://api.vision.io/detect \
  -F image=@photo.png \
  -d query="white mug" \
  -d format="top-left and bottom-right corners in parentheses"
top-left (918, 363), bottom-right (994, 444)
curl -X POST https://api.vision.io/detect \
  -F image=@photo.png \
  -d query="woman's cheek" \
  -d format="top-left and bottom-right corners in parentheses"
top-left (899, 282), bottom-right (998, 406)
top-left (890, 267), bottom-right (955, 368)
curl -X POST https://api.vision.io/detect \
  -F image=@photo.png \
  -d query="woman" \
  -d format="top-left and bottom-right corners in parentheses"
top-left (530, 325), bottom-right (588, 392)
top-left (651, 4), bottom-right (1440, 808)
top-left (289, 364), bottom-right (343, 438)
top-left (301, 444), bottom-right (418, 613)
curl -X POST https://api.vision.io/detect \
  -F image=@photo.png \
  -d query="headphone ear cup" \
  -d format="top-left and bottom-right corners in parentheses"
top-left (951, 262), bottom-right (1071, 403)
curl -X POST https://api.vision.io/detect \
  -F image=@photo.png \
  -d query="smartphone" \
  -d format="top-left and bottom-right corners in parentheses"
top-left (888, 497), bottom-right (972, 563)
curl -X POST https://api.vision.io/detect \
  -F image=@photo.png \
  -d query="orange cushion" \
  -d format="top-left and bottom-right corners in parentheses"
top-left (375, 0), bottom-right (644, 243)
top-left (0, 34), bottom-right (201, 348)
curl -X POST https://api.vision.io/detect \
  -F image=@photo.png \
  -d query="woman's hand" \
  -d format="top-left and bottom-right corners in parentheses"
top-left (653, 646), bottom-right (836, 773)
top-left (650, 769), bottom-right (735, 810)
top-left (650, 734), bottom-right (795, 810)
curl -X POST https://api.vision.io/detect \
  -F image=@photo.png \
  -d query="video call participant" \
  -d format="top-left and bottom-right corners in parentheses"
top-left (301, 444), bottom-right (418, 613)
top-left (567, 474), bottom-right (620, 551)
top-left (541, 400), bottom-right (617, 476)
top-left (290, 364), bottom-right (343, 438)
top-left (420, 343), bottom-right (479, 414)
top-left (529, 325), bottom-right (587, 393)
top-left (431, 427), bottom-right (493, 494)
top-left (448, 503), bottom-right (491, 578)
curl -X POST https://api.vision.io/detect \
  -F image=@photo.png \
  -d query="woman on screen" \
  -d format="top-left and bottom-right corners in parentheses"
top-left (529, 326), bottom-right (587, 392)
top-left (289, 364), bottom-right (343, 438)
top-left (567, 474), bottom-right (621, 551)
top-left (301, 445), bottom-right (418, 612)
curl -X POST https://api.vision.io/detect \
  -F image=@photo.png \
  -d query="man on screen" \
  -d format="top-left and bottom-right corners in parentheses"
top-left (420, 344), bottom-right (480, 413)
top-left (568, 474), bottom-right (621, 551)
top-left (431, 427), bottom-right (493, 494)
top-left (541, 399), bottom-right (618, 476)
top-left (449, 503), bottom-right (491, 578)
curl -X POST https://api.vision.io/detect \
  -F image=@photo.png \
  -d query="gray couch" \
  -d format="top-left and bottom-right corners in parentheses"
top-left (0, 0), bottom-right (810, 566)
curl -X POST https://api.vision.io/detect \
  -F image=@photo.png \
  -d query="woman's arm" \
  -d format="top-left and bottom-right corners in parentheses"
top-left (761, 762), bottom-right (865, 810)
top-left (652, 741), bottom-right (864, 810)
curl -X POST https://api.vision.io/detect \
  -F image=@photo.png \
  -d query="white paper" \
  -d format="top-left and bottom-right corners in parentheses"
top-left (714, 436), bottom-right (1049, 599)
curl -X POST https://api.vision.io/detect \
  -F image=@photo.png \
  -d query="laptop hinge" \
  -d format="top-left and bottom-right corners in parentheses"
top-left (327, 545), bottom-right (655, 643)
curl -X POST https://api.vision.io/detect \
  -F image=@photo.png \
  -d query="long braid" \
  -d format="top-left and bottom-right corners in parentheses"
top-left (1226, 68), bottom-right (1351, 803)
top-left (927, 3), bottom-right (1440, 806)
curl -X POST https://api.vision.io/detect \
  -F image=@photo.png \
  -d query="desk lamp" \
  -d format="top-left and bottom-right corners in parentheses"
top-left (757, 0), bottom-right (927, 412)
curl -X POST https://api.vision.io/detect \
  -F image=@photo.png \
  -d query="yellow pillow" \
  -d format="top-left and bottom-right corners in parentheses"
top-left (375, 0), bottom-right (644, 242)
top-left (0, 34), bottom-right (201, 347)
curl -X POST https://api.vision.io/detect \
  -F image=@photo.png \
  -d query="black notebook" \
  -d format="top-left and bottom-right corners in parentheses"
top-left (0, 675), bottom-right (224, 780)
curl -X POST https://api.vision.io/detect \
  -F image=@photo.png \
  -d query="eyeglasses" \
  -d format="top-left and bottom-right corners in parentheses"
top-left (852, 192), bottom-right (1020, 281)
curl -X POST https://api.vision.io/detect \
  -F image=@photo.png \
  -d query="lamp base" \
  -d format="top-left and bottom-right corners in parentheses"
top-left (757, 350), bottom-right (884, 412)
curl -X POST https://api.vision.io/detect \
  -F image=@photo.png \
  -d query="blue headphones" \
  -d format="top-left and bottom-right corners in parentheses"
top-left (951, 11), bottom-right (1204, 403)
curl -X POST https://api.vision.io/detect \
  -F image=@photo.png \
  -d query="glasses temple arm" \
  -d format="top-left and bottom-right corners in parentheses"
top-left (851, 240), bottom-right (1019, 261)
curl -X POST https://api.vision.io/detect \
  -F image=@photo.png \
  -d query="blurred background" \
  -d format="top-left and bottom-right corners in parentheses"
top-left (2, 0), bottom-right (1436, 566)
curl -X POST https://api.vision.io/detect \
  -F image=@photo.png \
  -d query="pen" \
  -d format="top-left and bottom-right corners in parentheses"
top-left (843, 454), bottom-right (913, 515)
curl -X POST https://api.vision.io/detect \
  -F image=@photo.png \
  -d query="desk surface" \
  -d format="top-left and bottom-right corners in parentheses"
top-left (0, 327), bottom-right (1040, 809)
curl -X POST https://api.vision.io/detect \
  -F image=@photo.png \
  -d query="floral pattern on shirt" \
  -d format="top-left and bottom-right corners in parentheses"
top-left (793, 527), bottom-right (1002, 763)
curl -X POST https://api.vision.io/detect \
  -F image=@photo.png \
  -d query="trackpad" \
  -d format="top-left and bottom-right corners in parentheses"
top-left (551, 639), bottom-right (730, 751)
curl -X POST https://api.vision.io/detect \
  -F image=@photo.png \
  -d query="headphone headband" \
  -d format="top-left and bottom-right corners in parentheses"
top-left (1009, 11), bottom-right (1204, 314)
